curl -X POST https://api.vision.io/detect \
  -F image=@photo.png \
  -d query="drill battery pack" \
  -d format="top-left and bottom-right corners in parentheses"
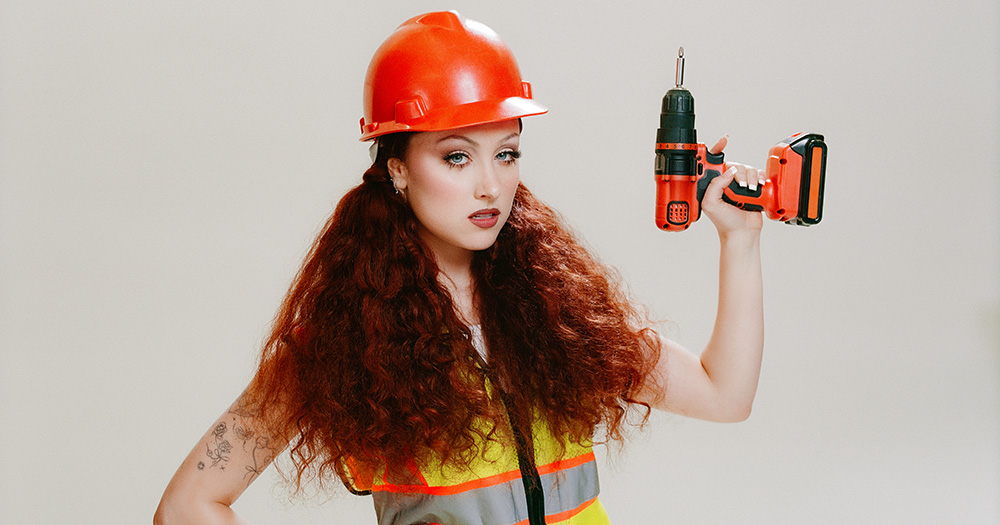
top-left (711, 132), bottom-right (828, 226)
top-left (762, 133), bottom-right (827, 225)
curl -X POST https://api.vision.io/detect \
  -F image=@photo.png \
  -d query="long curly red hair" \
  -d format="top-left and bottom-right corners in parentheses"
top-left (243, 132), bottom-right (660, 492)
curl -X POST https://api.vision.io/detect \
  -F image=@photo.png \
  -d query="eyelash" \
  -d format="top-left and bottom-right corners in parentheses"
top-left (497, 150), bottom-right (521, 165)
top-left (443, 149), bottom-right (521, 169)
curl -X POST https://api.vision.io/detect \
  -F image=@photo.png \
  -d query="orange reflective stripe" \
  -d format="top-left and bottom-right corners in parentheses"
top-left (537, 450), bottom-right (595, 476)
top-left (372, 467), bottom-right (523, 495)
top-left (374, 450), bottom-right (597, 495)
top-left (404, 456), bottom-right (428, 486)
top-left (512, 497), bottom-right (599, 525)
top-left (547, 496), bottom-right (599, 523)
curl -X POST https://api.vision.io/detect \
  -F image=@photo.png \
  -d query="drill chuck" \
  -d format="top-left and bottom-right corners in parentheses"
top-left (657, 87), bottom-right (697, 145)
top-left (658, 46), bottom-right (696, 145)
top-left (655, 86), bottom-right (698, 179)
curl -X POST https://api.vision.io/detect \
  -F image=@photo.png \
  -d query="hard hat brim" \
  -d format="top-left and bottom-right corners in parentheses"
top-left (360, 96), bottom-right (548, 142)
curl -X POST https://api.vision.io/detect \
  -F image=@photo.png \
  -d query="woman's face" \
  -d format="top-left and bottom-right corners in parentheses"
top-left (387, 120), bottom-right (521, 262)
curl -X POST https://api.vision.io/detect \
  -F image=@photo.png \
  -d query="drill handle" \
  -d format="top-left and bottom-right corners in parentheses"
top-left (694, 145), bottom-right (728, 205)
top-left (696, 143), bottom-right (770, 213)
top-left (699, 169), bottom-right (769, 212)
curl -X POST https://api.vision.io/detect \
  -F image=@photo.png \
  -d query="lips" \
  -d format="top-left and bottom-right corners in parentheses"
top-left (469, 208), bottom-right (501, 228)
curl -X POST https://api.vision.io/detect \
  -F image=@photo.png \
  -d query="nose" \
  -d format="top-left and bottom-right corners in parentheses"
top-left (476, 164), bottom-right (501, 201)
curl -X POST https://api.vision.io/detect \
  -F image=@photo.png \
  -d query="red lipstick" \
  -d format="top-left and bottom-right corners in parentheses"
top-left (469, 208), bottom-right (500, 228)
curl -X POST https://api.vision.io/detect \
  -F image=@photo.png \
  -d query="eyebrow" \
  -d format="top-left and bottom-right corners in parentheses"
top-left (436, 132), bottom-right (520, 147)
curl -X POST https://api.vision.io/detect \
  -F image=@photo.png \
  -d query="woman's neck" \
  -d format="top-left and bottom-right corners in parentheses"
top-left (436, 263), bottom-right (479, 326)
top-left (418, 229), bottom-right (480, 325)
top-left (438, 271), bottom-right (479, 325)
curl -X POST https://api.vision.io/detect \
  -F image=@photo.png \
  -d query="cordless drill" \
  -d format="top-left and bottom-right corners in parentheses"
top-left (654, 48), bottom-right (827, 231)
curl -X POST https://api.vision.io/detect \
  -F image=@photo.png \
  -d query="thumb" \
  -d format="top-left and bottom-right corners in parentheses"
top-left (708, 134), bottom-right (729, 155)
top-left (704, 165), bottom-right (737, 204)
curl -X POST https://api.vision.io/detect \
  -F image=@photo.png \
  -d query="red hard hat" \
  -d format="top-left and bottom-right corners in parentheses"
top-left (359, 11), bottom-right (548, 141)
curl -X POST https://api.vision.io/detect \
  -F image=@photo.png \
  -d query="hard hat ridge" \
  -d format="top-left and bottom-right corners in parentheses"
top-left (359, 10), bottom-right (547, 141)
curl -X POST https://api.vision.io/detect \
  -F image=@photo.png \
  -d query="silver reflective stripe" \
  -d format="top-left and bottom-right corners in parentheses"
top-left (540, 458), bottom-right (600, 522)
top-left (374, 476), bottom-right (526, 525)
top-left (373, 456), bottom-right (600, 525)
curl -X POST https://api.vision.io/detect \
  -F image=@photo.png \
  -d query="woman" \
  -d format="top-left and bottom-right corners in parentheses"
top-left (155, 10), bottom-right (764, 525)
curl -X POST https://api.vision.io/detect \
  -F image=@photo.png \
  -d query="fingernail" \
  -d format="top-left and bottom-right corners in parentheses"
top-left (738, 179), bottom-right (748, 188)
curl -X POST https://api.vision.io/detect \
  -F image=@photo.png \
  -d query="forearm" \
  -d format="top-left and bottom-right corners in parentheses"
top-left (700, 230), bottom-right (764, 420)
top-left (155, 452), bottom-right (254, 525)
top-left (154, 497), bottom-right (249, 525)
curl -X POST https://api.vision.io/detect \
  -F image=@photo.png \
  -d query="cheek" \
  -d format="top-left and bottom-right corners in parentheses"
top-left (502, 173), bottom-right (520, 203)
top-left (504, 173), bottom-right (520, 192)
top-left (411, 172), bottom-right (466, 208)
top-left (404, 163), bottom-right (468, 222)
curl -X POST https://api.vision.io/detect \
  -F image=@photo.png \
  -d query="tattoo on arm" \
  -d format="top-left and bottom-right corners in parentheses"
top-left (205, 422), bottom-right (233, 469)
top-left (200, 405), bottom-right (280, 487)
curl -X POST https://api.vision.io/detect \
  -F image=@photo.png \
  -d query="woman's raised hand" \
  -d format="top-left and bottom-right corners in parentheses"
top-left (701, 135), bottom-right (765, 237)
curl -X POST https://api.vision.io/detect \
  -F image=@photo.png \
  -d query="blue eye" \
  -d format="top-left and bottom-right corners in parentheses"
top-left (444, 152), bottom-right (470, 167)
top-left (497, 149), bottom-right (521, 165)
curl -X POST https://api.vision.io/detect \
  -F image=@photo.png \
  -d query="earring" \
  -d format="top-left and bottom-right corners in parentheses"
top-left (390, 178), bottom-right (400, 195)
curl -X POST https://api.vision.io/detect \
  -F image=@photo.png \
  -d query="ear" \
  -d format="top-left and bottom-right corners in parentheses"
top-left (386, 157), bottom-right (408, 190)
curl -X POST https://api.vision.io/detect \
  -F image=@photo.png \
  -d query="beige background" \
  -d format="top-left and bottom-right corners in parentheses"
top-left (1, 0), bottom-right (997, 523)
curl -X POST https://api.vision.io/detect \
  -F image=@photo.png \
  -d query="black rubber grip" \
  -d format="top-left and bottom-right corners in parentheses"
top-left (698, 169), bottom-right (764, 212)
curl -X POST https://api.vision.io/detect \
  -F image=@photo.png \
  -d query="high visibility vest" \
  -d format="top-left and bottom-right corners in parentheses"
top-left (346, 414), bottom-right (611, 525)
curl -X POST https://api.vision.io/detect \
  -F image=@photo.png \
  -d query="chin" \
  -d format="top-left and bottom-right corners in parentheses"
top-left (465, 232), bottom-right (502, 252)
top-left (467, 239), bottom-right (499, 252)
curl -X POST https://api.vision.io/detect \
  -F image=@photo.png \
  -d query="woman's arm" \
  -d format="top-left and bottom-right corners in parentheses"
top-left (639, 137), bottom-right (765, 422)
top-left (154, 395), bottom-right (288, 525)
